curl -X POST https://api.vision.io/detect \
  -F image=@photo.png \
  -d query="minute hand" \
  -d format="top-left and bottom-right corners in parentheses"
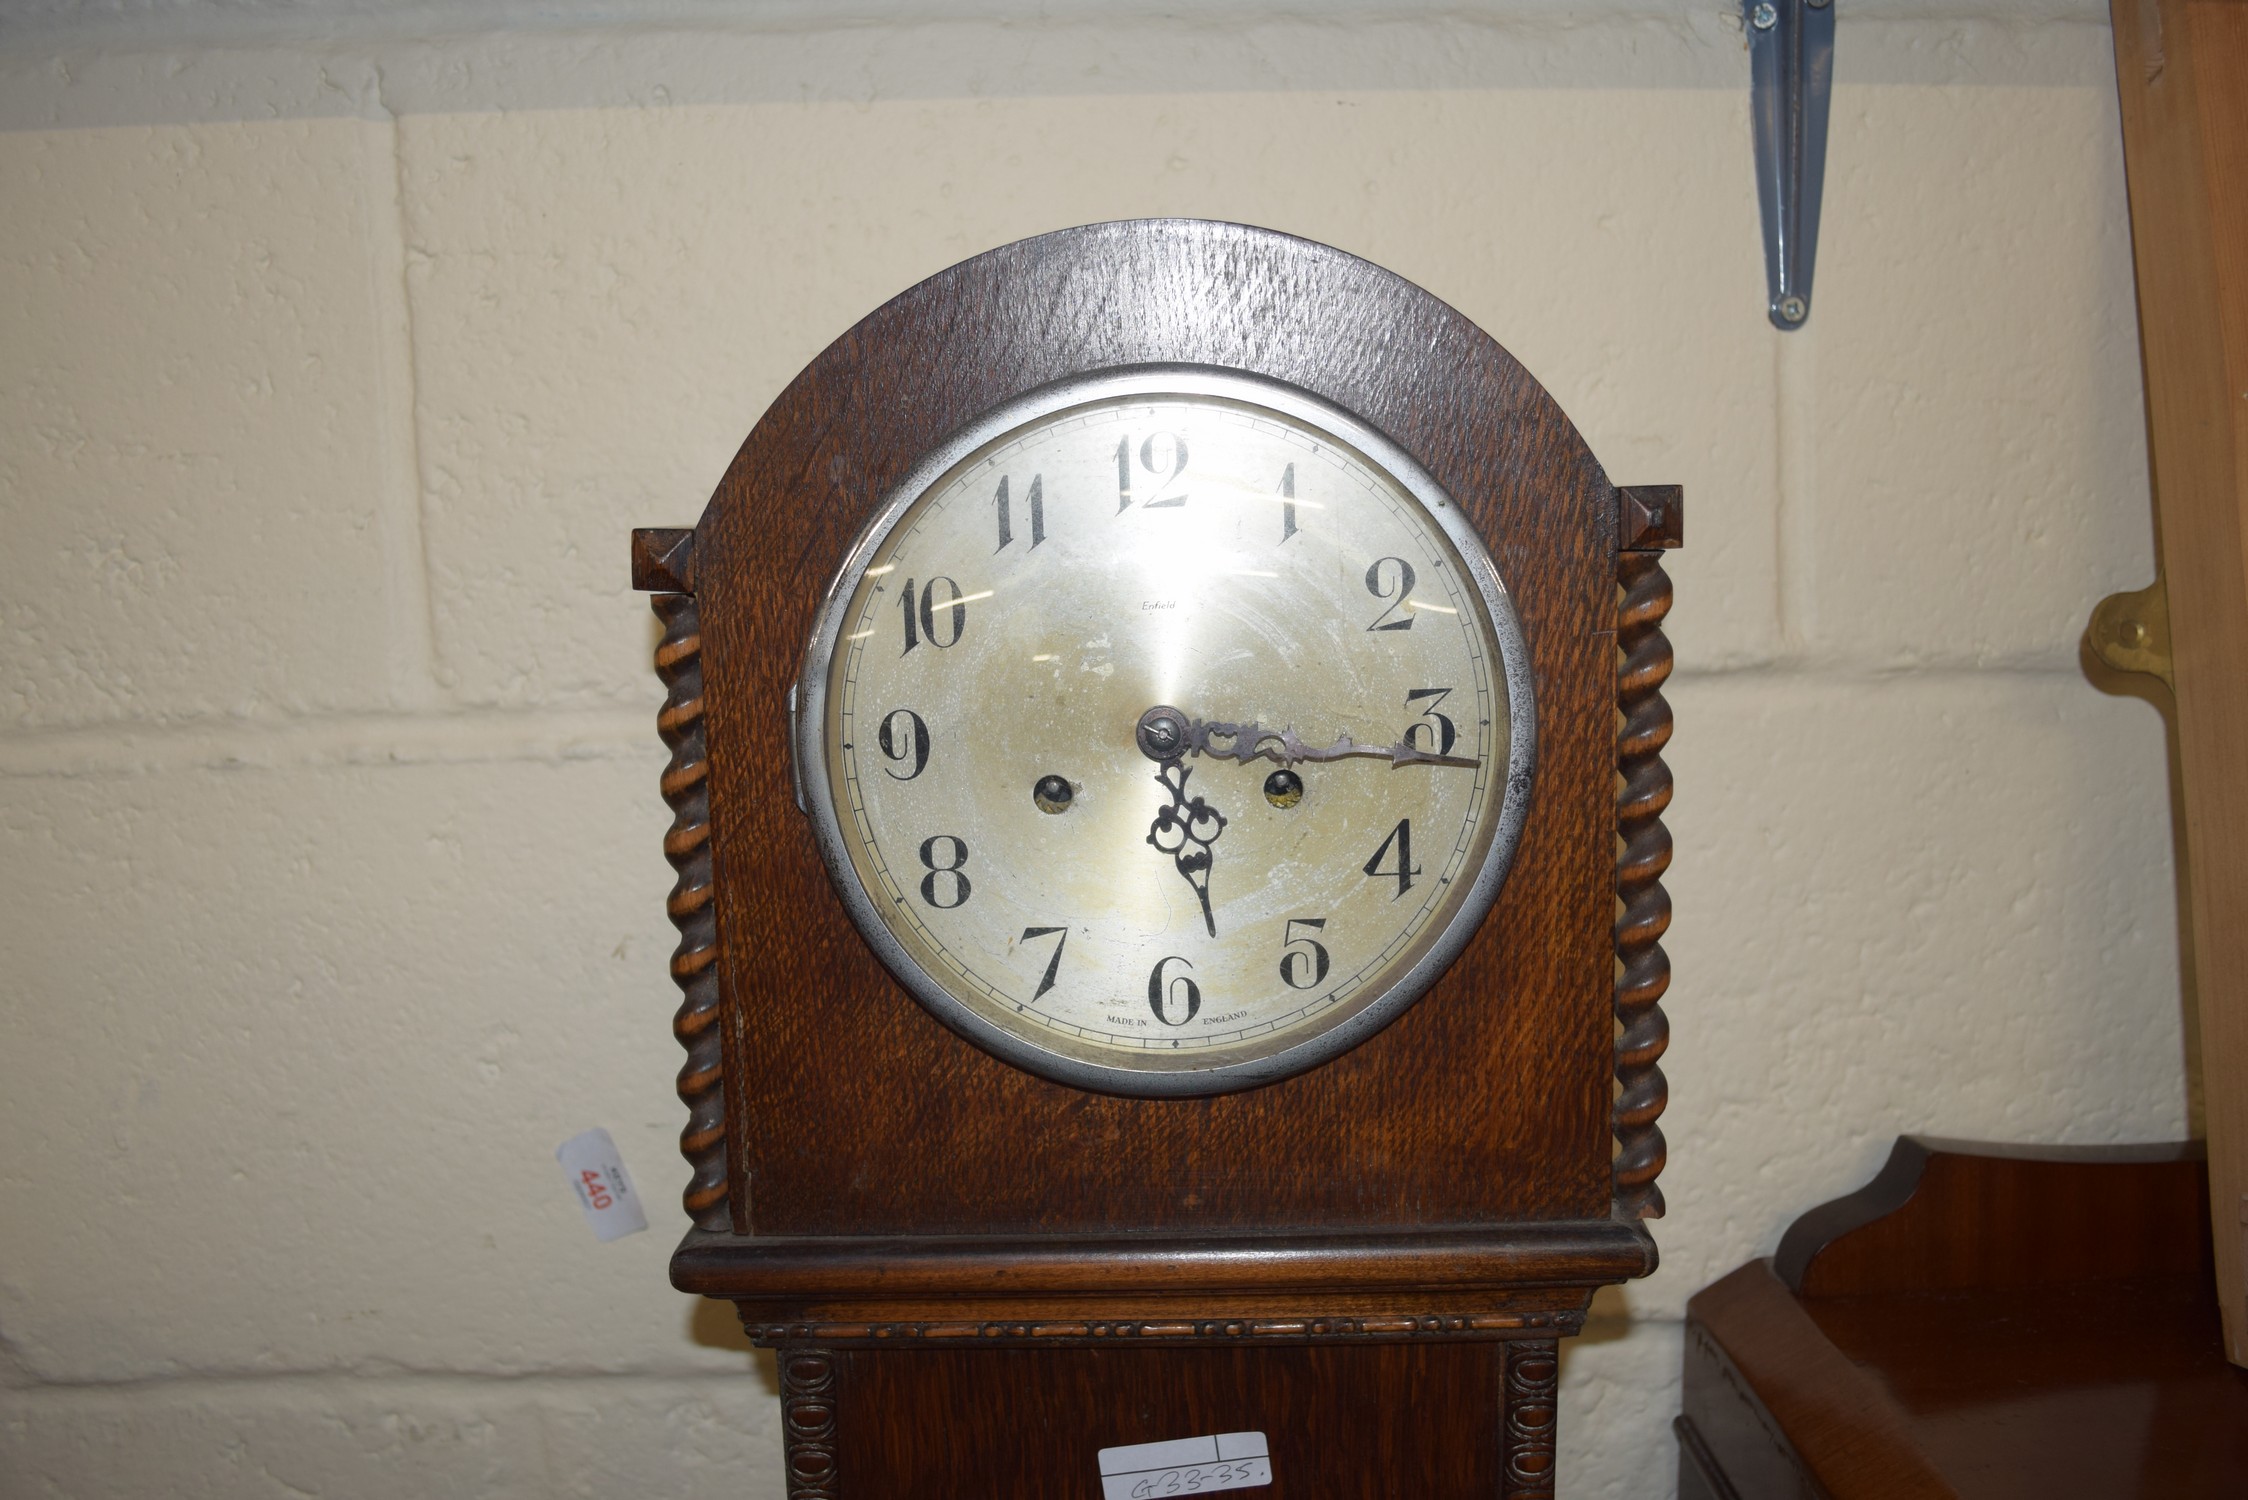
top-left (1192, 719), bottom-right (1481, 770)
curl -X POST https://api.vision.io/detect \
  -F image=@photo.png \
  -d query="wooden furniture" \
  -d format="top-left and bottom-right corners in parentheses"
top-left (2090, 0), bottom-right (2248, 1363)
top-left (630, 220), bottom-right (1681, 1496)
top-left (1689, 15), bottom-right (2248, 1481)
top-left (1677, 1138), bottom-right (2248, 1498)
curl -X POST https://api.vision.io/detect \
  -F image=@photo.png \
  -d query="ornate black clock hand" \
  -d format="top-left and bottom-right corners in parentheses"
top-left (1146, 761), bottom-right (1226, 937)
top-left (1199, 719), bottom-right (1482, 770)
top-left (1144, 708), bottom-right (1483, 771)
top-left (1137, 706), bottom-right (1227, 937)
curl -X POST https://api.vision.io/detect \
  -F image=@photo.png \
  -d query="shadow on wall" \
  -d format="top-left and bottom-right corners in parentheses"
top-left (688, 1295), bottom-right (782, 1394)
top-left (2078, 623), bottom-right (2203, 1136)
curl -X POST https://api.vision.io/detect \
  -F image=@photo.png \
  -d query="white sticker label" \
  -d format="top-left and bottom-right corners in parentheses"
top-left (1097, 1431), bottom-right (1271, 1499)
top-left (555, 1127), bottom-right (648, 1241)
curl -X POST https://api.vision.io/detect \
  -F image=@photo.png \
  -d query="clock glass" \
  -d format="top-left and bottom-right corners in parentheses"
top-left (793, 368), bottom-right (1534, 1096)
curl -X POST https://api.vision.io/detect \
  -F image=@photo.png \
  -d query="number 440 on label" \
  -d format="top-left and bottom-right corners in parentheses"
top-left (555, 1127), bottom-right (648, 1242)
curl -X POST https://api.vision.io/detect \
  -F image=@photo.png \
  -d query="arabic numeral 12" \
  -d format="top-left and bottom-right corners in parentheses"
top-left (1117, 432), bottom-right (1188, 511)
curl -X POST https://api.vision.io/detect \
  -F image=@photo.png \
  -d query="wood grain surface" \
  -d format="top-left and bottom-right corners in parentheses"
top-left (1613, 544), bottom-right (1675, 1223)
top-left (1775, 1136), bottom-right (2212, 1297)
top-left (674, 1217), bottom-right (1648, 1326)
top-left (651, 591), bottom-right (729, 1229)
top-left (675, 220), bottom-right (1635, 1241)
top-left (1683, 1262), bottom-right (1962, 1500)
top-left (809, 1340), bottom-right (1536, 1498)
top-left (2112, 0), bottom-right (2248, 1364)
top-left (1684, 1140), bottom-right (2248, 1497)
top-left (1801, 1277), bottom-right (2248, 1495)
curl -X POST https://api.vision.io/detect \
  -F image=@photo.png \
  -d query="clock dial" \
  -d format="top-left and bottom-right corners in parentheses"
top-left (797, 370), bottom-right (1534, 1095)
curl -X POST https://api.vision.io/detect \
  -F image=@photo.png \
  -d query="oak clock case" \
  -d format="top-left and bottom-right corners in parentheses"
top-left (793, 368), bottom-right (1538, 1098)
top-left (631, 219), bottom-right (1681, 1499)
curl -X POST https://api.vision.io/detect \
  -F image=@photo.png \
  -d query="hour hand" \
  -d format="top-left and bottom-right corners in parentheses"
top-left (1145, 761), bottom-right (1224, 937)
top-left (1135, 710), bottom-right (1227, 936)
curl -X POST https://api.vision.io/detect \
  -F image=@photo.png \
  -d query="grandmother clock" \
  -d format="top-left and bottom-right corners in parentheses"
top-left (631, 220), bottom-right (1680, 1498)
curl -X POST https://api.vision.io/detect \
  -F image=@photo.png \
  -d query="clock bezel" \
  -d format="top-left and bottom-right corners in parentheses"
top-left (790, 363), bottom-right (1539, 1097)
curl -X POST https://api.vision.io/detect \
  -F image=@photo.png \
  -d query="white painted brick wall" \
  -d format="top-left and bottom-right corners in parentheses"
top-left (0, 120), bottom-right (415, 727)
top-left (0, 7), bottom-right (2185, 1498)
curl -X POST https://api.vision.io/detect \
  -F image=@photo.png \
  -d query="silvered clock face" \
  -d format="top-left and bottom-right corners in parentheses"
top-left (793, 369), bottom-right (1535, 1096)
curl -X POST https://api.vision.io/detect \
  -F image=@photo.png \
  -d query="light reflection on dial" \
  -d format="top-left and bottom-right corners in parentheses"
top-left (802, 374), bottom-right (1532, 1095)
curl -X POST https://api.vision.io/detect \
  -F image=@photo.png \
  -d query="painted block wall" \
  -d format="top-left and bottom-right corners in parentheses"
top-left (0, 3), bottom-right (2187, 1495)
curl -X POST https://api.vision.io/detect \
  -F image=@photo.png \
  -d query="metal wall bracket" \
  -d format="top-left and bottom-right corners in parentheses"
top-left (2088, 578), bottom-right (2174, 690)
top-left (1746, 0), bottom-right (1835, 329)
